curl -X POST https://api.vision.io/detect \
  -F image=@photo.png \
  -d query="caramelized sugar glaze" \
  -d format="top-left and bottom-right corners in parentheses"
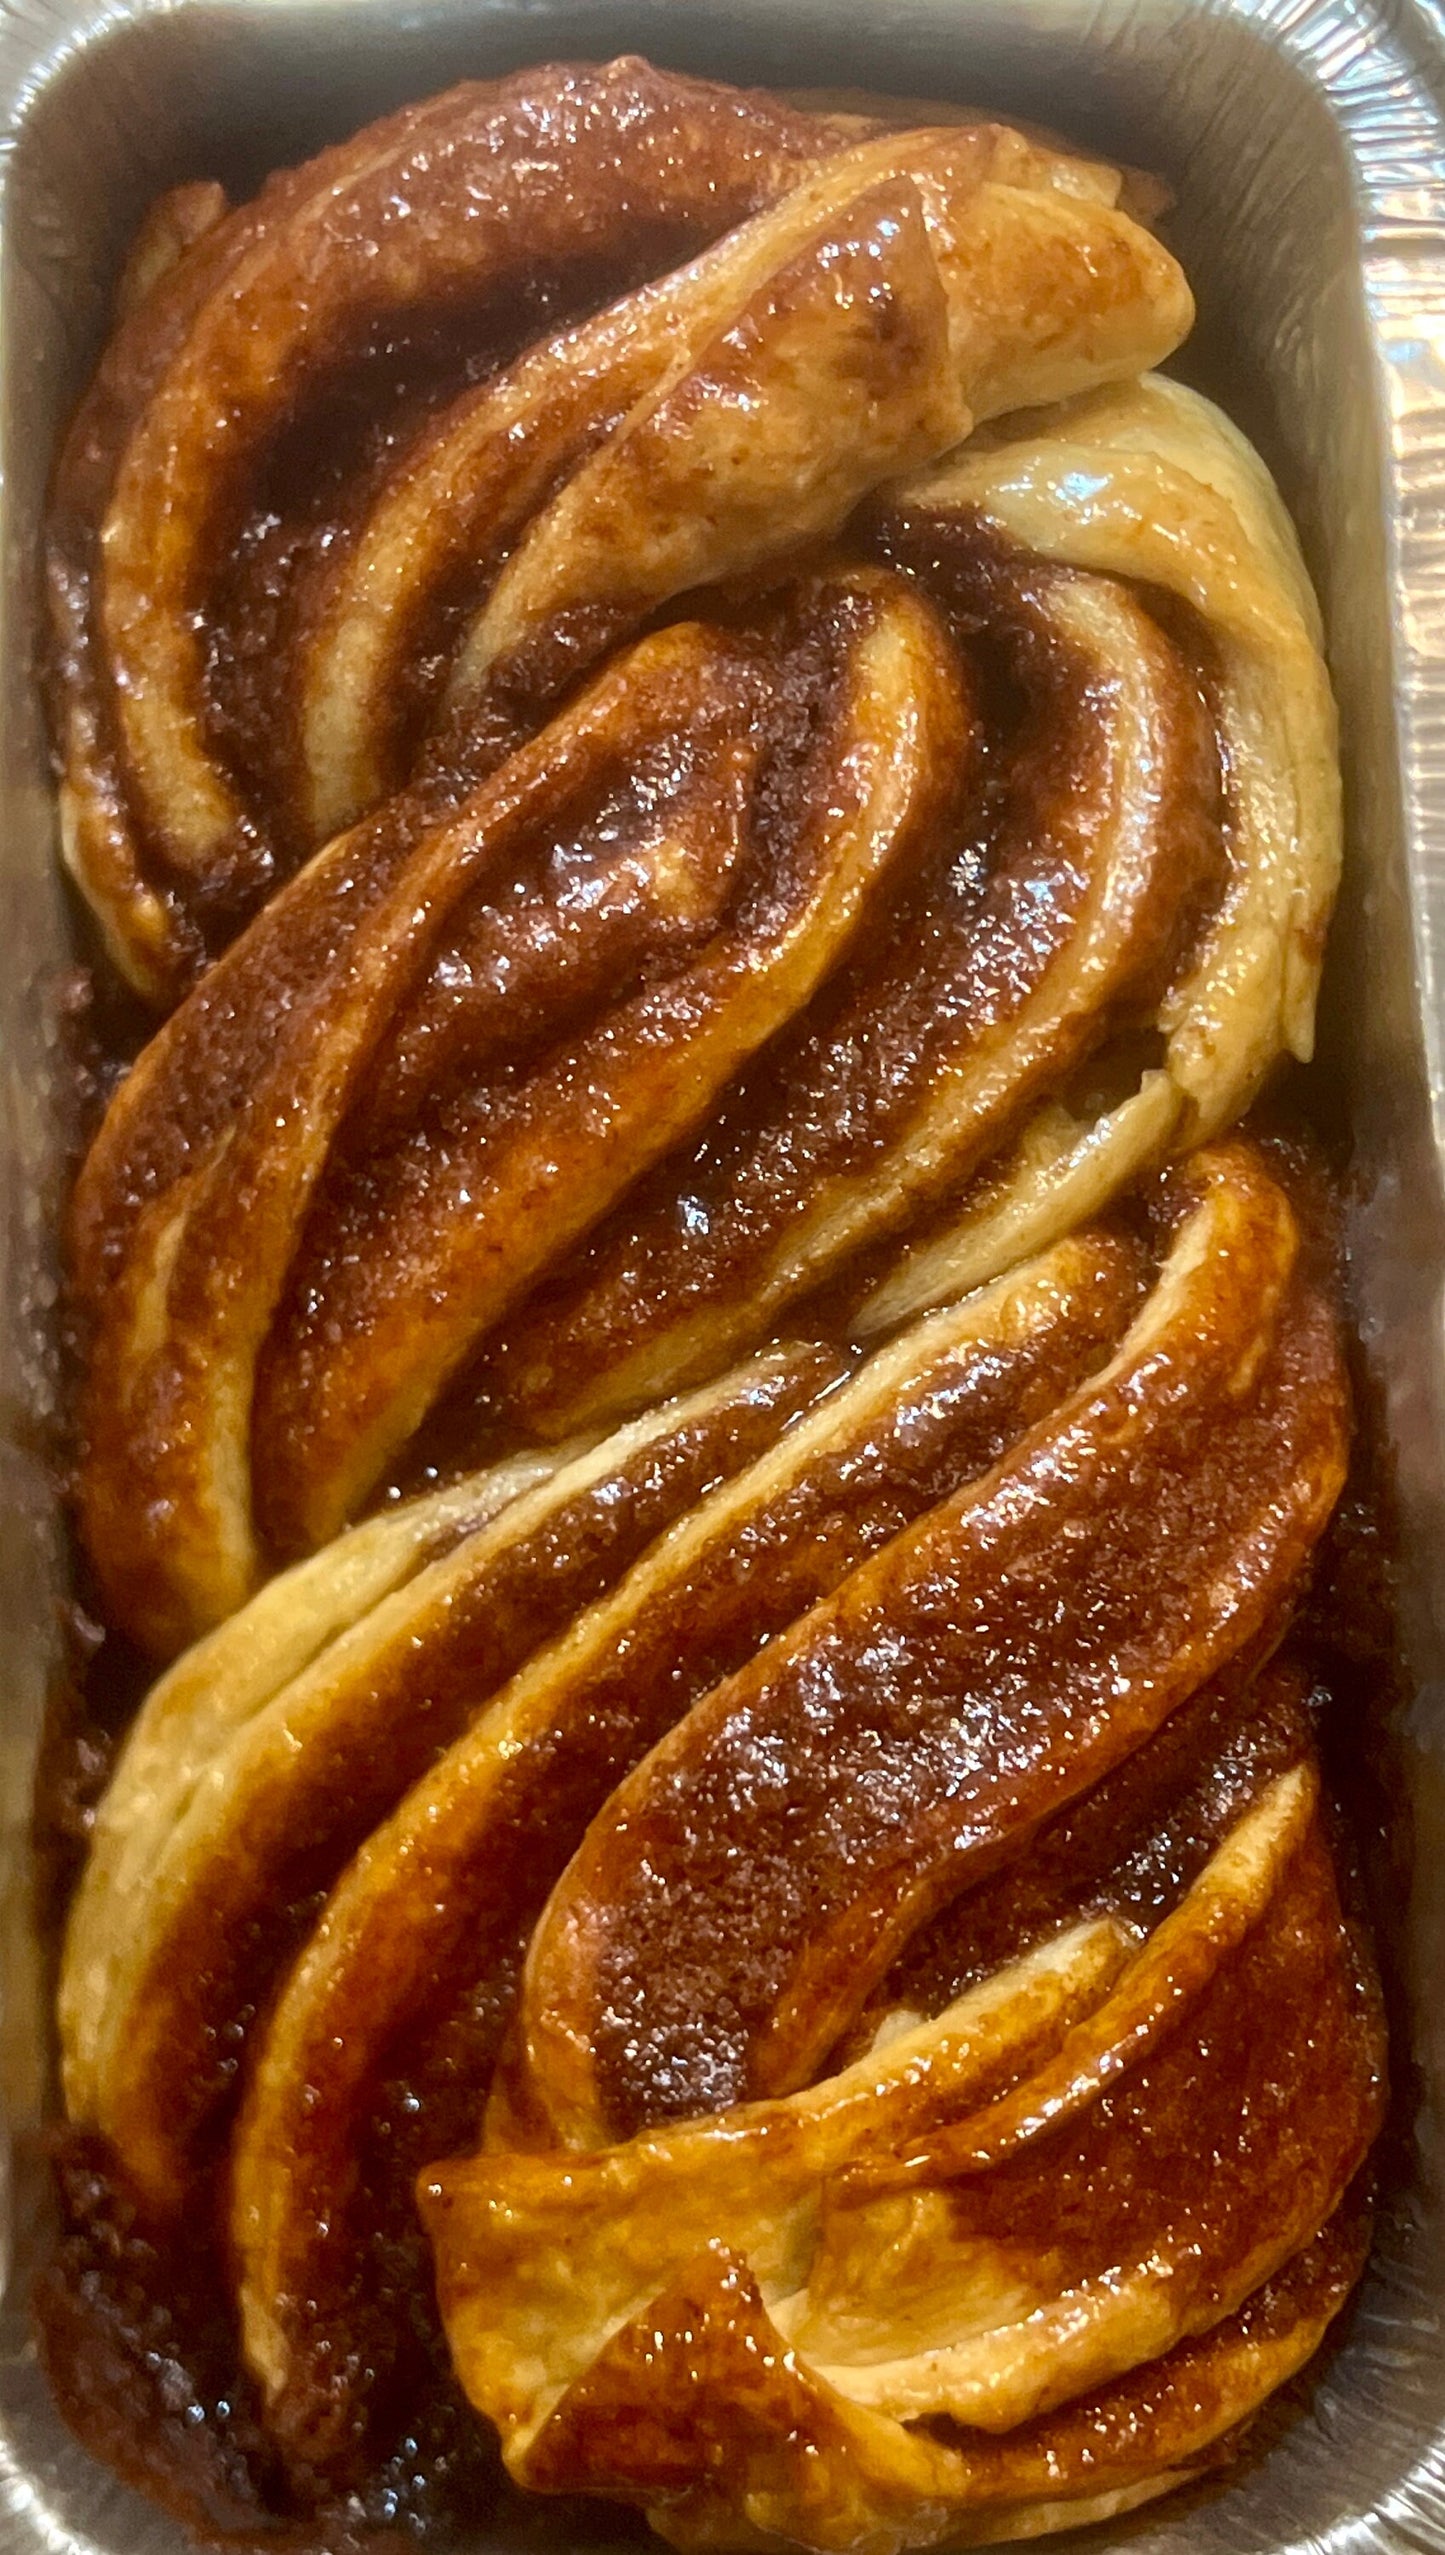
top-left (38, 55), bottom-right (1389, 2555)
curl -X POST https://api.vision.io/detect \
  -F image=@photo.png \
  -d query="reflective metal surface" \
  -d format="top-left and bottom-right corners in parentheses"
top-left (3, 0), bottom-right (1445, 2549)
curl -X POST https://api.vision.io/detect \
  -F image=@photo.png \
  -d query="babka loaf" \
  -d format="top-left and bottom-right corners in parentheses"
top-left (43, 57), bottom-right (1377, 2555)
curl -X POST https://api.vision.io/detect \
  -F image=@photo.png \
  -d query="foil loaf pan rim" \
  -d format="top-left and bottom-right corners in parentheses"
top-left (2, 0), bottom-right (1445, 2551)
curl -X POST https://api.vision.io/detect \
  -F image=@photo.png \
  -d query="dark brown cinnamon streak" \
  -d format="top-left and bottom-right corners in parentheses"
top-left (65, 317), bottom-right (1340, 1666)
top-left (251, 576), bottom-right (966, 1558)
top-left (59, 1136), bottom-right (1375, 2537)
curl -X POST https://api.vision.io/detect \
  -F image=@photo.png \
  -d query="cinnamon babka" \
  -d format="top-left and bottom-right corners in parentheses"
top-left (43, 54), bottom-right (1380, 2555)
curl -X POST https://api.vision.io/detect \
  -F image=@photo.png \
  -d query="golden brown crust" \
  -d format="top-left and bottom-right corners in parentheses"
top-left (511, 2189), bottom-right (1374, 2553)
top-left (70, 449), bottom-right (1336, 1658)
top-left (59, 1346), bottom-right (840, 2215)
top-left (483, 552), bottom-right (1223, 1437)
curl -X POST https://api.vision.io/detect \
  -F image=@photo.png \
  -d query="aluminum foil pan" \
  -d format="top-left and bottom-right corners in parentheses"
top-left (3, 0), bottom-right (1445, 2548)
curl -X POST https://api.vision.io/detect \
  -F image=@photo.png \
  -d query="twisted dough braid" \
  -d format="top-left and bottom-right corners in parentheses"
top-left (60, 1141), bottom-right (1380, 2521)
top-left (427, 1767), bottom-right (1376, 2554)
top-left (66, 358), bottom-right (1335, 1658)
top-left (49, 60), bottom-right (1187, 1002)
top-left (492, 373), bottom-right (1338, 1433)
top-left (72, 571), bottom-right (968, 1648)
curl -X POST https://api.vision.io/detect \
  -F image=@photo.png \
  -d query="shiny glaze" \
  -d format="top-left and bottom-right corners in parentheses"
top-left (512, 2193), bottom-right (1374, 2550)
top-left (50, 64), bottom-right (1188, 1002)
top-left (57, 71), bottom-right (1214, 1658)
top-left (853, 1654), bottom-right (1318, 2037)
top-left (250, 578), bottom-right (967, 1558)
top-left (71, 571), bottom-right (970, 1649)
